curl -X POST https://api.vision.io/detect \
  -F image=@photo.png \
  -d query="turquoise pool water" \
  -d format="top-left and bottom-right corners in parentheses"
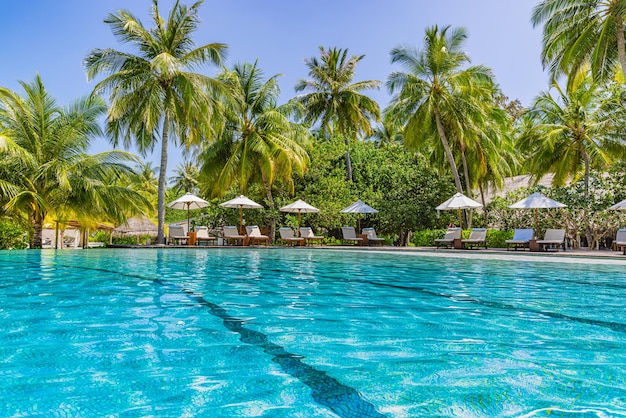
top-left (1, 248), bottom-right (626, 417)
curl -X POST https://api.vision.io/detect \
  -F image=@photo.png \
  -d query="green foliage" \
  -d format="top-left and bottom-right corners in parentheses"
top-left (290, 138), bottom-right (455, 244)
top-left (0, 220), bottom-right (28, 250)
top-left (412, 229), bottom-right (447, 247)
top-left (486, 229), bottom-right (513, 248)
top-left (111, 235), bottom-right (153, 245)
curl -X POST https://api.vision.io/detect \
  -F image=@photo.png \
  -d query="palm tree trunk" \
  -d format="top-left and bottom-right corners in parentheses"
top-left (460, 142), bottom-right (473, 229)
top-left (583, 150), bottom-right (590, 202)
top-left (617, 14), bottom-right (626, 79)
top-left (31, 215), bottom-right (43, 249)
top-left (156, 115), bottom-right (170, 245)
top-left (344, 138), bottom-right (353, 181)
top-left (261, 171), bottom-right (276, 243)
top-left (434, 108), bottom-right (463, 193)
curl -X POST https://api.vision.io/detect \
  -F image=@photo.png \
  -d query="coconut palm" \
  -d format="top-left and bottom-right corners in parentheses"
top-left (531, 0), bottom-right (626, 84)
top-left (386, 25), bottom-right (499, 194)
top-left (169, 160), bottom-right (199, 194)
top-left (0, 75), bottom-right (150, 248)
top-left (84, 0), bottom-right (227, 244)
top-left (198, 62), bottom-right (310, 239)
top-left (371, 115), bottom-right (404, 148)
top-left (519, 72), bottom-right (626, 199)
top-left (294, 47), bottom-right (380, 181)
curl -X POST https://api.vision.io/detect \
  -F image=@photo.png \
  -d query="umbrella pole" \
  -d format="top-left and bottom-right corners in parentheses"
top-left (535, 208), bottom-right (539, 237)
top-left (187, 203), bottom-right (190, 232)
top-left (239, 206), bottom-right (243, 235)
top-left (297, 210), bottom-right (301, 235)
top-left (458, 209), bottom-right (462, 229)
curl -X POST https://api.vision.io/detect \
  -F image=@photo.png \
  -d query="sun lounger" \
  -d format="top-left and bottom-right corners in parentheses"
top-left (434, 227), bottom-right (461, 248)
top-left (168, 225), bottom-right (188, 245)
top-left (299, 227), bottom-right (324, 245)
top-left (223, 225), bottom-right (247, 246)
top-left (195, 226), bottom-right (216, 246)
top-left (505, 228), bottom-right (534, 251)
top-left (279, 227), bottom-right (305, 246)
top-left (341, 226), bottom-right (363, 245)
top-left (362, 227), bottom-right (385, 246)
top-left (245, 225), bottom-right (270, 246)
top-left (461, 228), bottom-right (487, 249)
top-left (536, 228), bottom-right (566, 251)
top-left (613, 229), bottom-right (626, 255)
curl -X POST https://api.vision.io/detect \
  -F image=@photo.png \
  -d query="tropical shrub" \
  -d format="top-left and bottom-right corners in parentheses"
top-left (0, 220), bottom-right (28, 250)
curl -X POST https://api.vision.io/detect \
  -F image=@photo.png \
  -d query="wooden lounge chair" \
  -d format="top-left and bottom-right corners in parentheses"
top-left (278, 227), bottom-right (305, 246)
top-left (222, 225), bottom-right (247, 246)
top-left (613, 229), bottom-right (626, 254)
top-left (195, 226), bottom-right (216, 246)
top-left (299, 227), bottom-right (324, 245)
top-left (245, 225), bottom-right (270, 246)
top-left (168, 225), bottom-right (188, 245)
top-left (536, 228), bottom-right (566, 251)
top-left (461, 228), bottom-right (487, 249)
top-left (362, 227), bottom-right (385, 246)
top-left (505, 228), bottom-right (534, 251)
top-left (434, 227), bottom-right (461, 248)
top-left (341, 226), bottom-right (363, 245)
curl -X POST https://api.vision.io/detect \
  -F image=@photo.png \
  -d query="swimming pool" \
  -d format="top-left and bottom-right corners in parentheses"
top-left (1, 248), bottom-right (626, 417)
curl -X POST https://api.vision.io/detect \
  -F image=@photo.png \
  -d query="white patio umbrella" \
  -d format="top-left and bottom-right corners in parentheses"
top-left (167, 192), bottom-right (210, 231)
top-left (220, 195), bottom-right (263, 234)
top-left (436, 192), bottom-right (482, 228)
top-left (608, 199), bottom-right (626, 210)
top-left (508, 192), bottom-right (567, 233)
top-left (341, 199), bottom-right (378, 232)
top-left (280, 199), bottom-right (320, 232)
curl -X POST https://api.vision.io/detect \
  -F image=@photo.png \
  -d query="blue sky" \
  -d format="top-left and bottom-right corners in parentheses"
top-left (0, 0), bottom-right (546, 175)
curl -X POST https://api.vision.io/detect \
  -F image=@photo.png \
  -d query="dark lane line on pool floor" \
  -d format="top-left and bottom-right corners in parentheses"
top-left (46, 261), bottom-right (387, 418)
top-left (155, 278), bottom-right (387, 418)
top-left (358, 278), bottom-right (626, 335)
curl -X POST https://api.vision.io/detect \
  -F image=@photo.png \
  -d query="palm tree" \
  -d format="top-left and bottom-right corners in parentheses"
top-left (519, 72), bottom-right (626, 199)
top-left (128, 161), bottom-right (159, 208)
top-left (198, 62), bottom-right (310, 239)
top-left (84, 0), bottom-right (227, 244)
top-left (169, 160), bottom-right (199, 194)
top-left (294, 47), bottom-right (380, 181)
top-left (386, 25), bottom-right (499, 195)
top-left (0, 75), bottom-right (150, 248)
top-left (371, 115), bottom-right (404, 148)
top-left (531, 0), bottom-right (626, 84)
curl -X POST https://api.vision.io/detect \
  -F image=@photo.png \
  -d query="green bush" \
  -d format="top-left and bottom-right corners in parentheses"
top-left (111, 235), bottom-right (154, 245)
top-left (486, 229), bottom-right (513, 248)
top-left (412, 229), bottom-right (448, 247)
top-left (0, 220), bottom-right (29, 250)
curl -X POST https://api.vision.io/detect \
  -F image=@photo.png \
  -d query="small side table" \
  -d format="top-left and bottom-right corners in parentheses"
top-left (529, 239), bottom-right (541, 252)
top-left (359, 234), bottom-right (369, 246)
top-left (187, 231), bottom-right (197, 246)
top-left (453, 238), bottom-right (463, 249)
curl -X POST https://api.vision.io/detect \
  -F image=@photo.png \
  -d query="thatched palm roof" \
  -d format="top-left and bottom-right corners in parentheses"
top-left (113, 216), bottom-right (158, 236)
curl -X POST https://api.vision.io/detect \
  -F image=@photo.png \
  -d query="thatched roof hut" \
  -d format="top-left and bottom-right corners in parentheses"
top-left (113, 216), bottom-right (158, 237)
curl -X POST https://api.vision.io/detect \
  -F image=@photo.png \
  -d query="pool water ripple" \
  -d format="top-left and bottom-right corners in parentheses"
top-left (2, 248), bottom-right (626, 417)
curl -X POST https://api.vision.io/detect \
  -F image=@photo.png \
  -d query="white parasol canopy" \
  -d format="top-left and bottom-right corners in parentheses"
top-left (508, 192), bottom-right (567, 233)
top-left (341, 199), bottom-right (378, 232)
top-left (280, 199), bottom-right (320, 232)
top-left (167, 193), bottom-right (210, 231)
top-left (436, 192), bottom-right (482, 228)
top-left (341, 199), bottom-right (378, 214)
top-left (220, 195), bottom-right (263, 234)
top-left (608, 198), bottom-right (626, 210)
top-left (508, 192), bottom-right (566, 210)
